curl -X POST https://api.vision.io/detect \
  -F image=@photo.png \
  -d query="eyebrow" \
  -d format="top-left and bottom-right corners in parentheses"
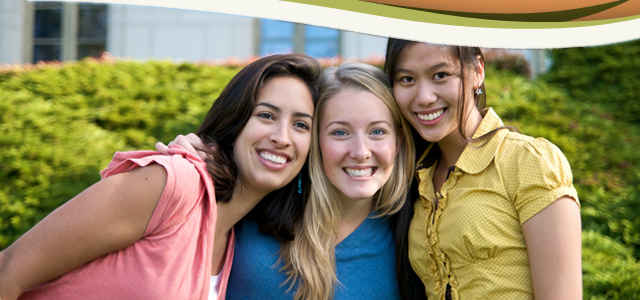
top-left (324, 120), bottom-right (392, 130)
top-left (255, 102), bottom-right (313, 120)
top-left (394, 62), bottom-right (449, 75)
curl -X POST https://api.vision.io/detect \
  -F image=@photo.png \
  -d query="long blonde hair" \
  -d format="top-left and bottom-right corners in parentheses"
top-left (280, 62), bottom-right (416, 300)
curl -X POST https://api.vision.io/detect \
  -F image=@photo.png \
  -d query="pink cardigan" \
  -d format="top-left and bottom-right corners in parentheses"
top-left (19, 146), bottom-right (234, 300)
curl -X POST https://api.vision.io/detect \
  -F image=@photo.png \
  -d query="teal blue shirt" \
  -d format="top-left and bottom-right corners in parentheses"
top-left (226, 214), bottom-right (401, 299)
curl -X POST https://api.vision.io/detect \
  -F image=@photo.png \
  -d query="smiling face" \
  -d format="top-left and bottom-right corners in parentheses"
top-left (233, 76), bottom-right (314, 197)
top-left (392, 43), bottom-right (482, 145)
top-left (319, 88), bottom-right (398, 202)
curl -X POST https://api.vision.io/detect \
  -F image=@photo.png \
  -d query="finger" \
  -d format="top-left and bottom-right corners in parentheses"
top-left (155, 142), bottom-right (169, 155)
top-left (185, 133), bottom-right (204, 148)
top-left (173, 135), bottom-right (199, 157)
top-left (183, 133), bottom-right (207, 160)
top-left (169, 134), bottom-right (185, 144)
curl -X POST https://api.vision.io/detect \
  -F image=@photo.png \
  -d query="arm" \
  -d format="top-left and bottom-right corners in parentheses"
top-left (522, 196), bottom-right (582, 300)
top-left (0, 164), bottom-right (166, 300)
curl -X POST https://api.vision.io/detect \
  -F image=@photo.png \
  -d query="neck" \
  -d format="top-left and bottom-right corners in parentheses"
top-left (215, 181), bottom-right (267, 235)
top-left (336, 195), bottom-right (374, 245)
top-left (437, 108), bottom-right (483, 167)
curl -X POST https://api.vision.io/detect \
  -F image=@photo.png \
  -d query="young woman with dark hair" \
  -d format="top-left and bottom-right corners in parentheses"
top-left (0, 53), bottom-right (323, 300)
top-left (384, 39), bottom-right (582, 300)
top-left (161, 62), bottom-right (426, 300)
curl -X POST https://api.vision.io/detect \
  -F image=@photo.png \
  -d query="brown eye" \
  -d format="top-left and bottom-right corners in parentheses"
top-left (398, 76), bottom-right (414, 83)
top-left (294, 121), bottom-right (310, 130)
top-left (257, 112), bottom-right (275, 120)
top-left (434, 72), bottom-right (448, 80)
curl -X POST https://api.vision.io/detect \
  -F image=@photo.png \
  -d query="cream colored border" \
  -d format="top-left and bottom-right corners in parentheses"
top-left (33, 0), bottom-right (640, 48)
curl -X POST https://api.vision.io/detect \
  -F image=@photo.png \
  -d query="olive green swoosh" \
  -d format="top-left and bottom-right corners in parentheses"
top-left (283, 0), bottom-right (640, 28)
top-left (382, 0), bottom-right (629, 22)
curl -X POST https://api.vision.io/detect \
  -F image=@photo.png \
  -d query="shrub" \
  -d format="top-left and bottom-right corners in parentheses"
top-left (582, 231), bottom-right (640, 299)
top-left (543, 39), bottom-right (640, 125)
top-left (0, 59), bottom-right (239, 248)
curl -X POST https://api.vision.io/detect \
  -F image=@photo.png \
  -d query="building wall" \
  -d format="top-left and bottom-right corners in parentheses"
top-left (0, 0), bottom-right (27, 64)
top-left (341, 31), bottom-right (387, 60)
top-left (0, 1), bottom-right (547, 75)
top-left (107, 5), bottom-right (255, 61)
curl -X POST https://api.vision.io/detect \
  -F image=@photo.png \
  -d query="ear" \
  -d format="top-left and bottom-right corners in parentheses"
top-left (475, 55), bottom-right (485, 88)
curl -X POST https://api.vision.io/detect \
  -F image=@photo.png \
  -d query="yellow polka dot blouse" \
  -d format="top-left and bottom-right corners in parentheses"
top-left (408, 108), bottom-right (579, 300)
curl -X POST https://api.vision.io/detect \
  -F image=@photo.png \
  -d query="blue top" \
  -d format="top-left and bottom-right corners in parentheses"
top-left (226, 213), bottom-right (401, 300)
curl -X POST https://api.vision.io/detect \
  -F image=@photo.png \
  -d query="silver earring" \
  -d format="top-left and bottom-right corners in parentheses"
top-left (475, 88), bottom-right (482, 95)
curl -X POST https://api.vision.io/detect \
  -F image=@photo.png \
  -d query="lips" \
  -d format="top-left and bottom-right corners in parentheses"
top-left (344, 167), bottom-right (377, 177)
top-left (259, 151), bottom-right (288, 165)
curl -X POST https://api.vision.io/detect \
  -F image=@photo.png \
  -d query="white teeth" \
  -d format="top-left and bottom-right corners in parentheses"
top-left (345, 168), bottom-right (373, 177)
top-left (417, 109), bottom-right (444, 121)
top-left (260, 152), bottom-right (287, 164)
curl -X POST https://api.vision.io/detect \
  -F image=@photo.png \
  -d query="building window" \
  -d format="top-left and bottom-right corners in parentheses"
top-left (259, 19), bottom-right (295, 56)
top-left (77, 4), bottom-right (108, 59)
top-left (258, 19), bottom-right (340, 58)
top-left (33, 2), bottom-right (63, 62)
top-left (30, 2), bottom-right (107, 63)
top-left (304, 25), bottom-right (340, 58)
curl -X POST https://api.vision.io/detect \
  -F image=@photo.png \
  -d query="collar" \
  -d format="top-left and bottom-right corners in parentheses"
top-left (416, 108), bottom-right (508, 175)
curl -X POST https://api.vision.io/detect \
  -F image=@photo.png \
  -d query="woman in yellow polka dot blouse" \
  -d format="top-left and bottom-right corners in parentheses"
top-left (384, 40), bottom-right (582, 300)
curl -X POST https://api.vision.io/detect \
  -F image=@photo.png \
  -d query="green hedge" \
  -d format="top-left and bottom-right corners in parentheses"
top-left (543, 39), bottom-right (640, 125)
top-left (0, 59), bottom-right (239, 247)
top-left (1, 53), bottom-right (639, 297)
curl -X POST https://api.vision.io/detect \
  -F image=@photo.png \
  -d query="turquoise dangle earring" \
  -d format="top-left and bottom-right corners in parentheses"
top-left (297, 173), bottom-right (302, 194)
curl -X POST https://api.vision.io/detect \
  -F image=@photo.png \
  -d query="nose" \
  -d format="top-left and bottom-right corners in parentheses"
top-left (415, 81), bottom-right (437, 106)
top-left (270, 122), bottom-right (292, 148)
top-left (349, 134), bottom-right (372, 161)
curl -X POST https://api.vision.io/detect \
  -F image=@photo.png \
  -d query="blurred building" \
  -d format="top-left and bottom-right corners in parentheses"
top-left (0, 0), bottom-right (548, 75)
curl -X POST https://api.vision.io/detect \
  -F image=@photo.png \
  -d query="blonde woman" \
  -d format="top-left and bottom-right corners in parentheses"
top-left (161, 62), bottom-right (421, 300)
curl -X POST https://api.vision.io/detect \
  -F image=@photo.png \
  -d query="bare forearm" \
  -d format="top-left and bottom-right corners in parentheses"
top-left (0, 250), bottom-right (27, 300)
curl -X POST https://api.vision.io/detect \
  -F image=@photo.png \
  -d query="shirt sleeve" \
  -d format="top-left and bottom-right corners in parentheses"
top-left (506, 137), bottom-right (579, 224)
top-left (100, 150), bottom-right (206, 237)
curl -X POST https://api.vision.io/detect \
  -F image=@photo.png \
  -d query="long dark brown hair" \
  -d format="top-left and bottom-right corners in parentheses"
top-left (385, 38), bottom-right (519, 300)
top-left (196, 54), bottom-right (323, 239)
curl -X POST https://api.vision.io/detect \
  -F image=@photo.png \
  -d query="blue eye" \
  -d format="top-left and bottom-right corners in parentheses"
top-left (371, 129), bottom-right (386, 135)
top-left (332, 130), bottom-right (348, 136)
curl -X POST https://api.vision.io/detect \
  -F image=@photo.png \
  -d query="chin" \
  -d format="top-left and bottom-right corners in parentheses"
top-left (255, 178), bottom-right (290, 193)
top-left (342, 189), bottom-right (378, 202)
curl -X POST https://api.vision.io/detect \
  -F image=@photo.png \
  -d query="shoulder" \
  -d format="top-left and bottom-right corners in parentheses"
top-left (102, 151), bottom-right (202, 186)
top-left (496, 132), bottom-right (571, 171)
top-left (494, 131), bottom-right (576, 196)
top-left (103, 151), bottom-right (209, 235)
top-left (495, 132), bottom-right (579, 219)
